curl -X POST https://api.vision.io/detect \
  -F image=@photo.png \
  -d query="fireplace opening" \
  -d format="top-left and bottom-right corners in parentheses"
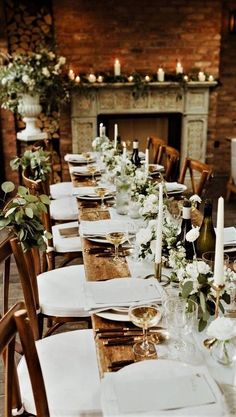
top-left (97, 113), bottom-right (182, 152)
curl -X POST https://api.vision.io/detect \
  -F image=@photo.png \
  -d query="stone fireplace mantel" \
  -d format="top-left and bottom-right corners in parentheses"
top-left (71, 81), bottom-right (217, 164)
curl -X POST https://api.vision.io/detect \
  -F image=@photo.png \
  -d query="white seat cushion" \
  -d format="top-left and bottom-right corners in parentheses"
top-left (37, 265), bottom-right (88, 317)
top-left (18, 329), bottom-right (101, 416)
top-left (50, 181), bottom-right (73, 199)
top-left (52, 221), bottom-right (82, 253)
top-left (50, 196), bottom-right (78, 221)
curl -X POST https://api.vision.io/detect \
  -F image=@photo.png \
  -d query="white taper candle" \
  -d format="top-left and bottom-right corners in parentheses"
top-left (155, 183), bottom-right (163, 263)
top-left (213, 197), bottom-right (225, 286)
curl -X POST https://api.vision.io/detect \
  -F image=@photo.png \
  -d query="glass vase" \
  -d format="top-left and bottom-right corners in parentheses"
top-left (211, 339), bottom-right (236, 366)
top-left (115, 175), bottom-right (131, 215)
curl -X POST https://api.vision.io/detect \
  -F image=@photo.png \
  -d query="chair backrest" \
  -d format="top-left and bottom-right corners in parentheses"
top-left (0, 302), bottom-right (50, 417)
top-left (178, 157), bottom-right (213, 197)
top-left (22, 169), bottom-right (55, 270)
top-left (146, 136), bottom-right (166, 164)
top-left (157, 145), bottom-right (180, 181)
top-left (10, 237), bottom-right (42, 340)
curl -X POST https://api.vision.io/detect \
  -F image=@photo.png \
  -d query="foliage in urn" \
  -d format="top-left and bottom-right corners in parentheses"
top-left (0, 49), bottom-right (70, 112)
top-left (0, 181), bottom-right (51, 251)
top-left (10, 147), bottom-right (51, 181)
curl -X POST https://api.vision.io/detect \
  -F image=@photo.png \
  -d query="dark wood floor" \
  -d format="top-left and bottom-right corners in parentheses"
top-left (0, 174), bottom-right (235, 415)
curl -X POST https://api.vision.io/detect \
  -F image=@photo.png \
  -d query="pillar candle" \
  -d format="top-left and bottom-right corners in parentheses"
top-left (99, 123), bottom-right (103, 138)
top-left (176, 61), bottom-right (183, 74)
top-left (114, 123), bottom-right (118, 148)
top-left (114, 59), bottom-right (121, 76)
top-left (157, 68), bottom-right (165, 82)
top-left (208, 75), bottom-right (214, 82)
top-left (155, 183), bottom-right (163, 263)
top-left (122, 142), bottom-right (127, 160)
top-left (213, 197), bottom-right (225, 286)
top-left (145, 148), bottom-right (149, 173)
top-left (198, 71), bottom-right (206, 82)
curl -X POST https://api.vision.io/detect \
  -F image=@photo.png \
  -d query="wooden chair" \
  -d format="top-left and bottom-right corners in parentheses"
top-left (226, 138), bottom-right (236, 202)
top-left (146, 136), bottom-right (166, 164)
top-left (22, 168), bottom-right (82, 271)
top-left (0, 301), bottom-right (101, 416)
top-left (10, 236), bottom-right (91, 336)
top-left (157, 145), bottom-right (180, 181)
top-left (178, 157), bottom-right (213, 197)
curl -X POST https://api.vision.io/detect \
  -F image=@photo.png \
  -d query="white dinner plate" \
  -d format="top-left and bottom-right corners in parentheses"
top-left (101, 359), bottom-right (225, 416)
top-left (76, 194), bottom-right (115, 201)
top-left (73, 171), bottom-right (101, 177)
top-left (167, 184), bottom-right (187, 195)
top-left (85, 236), bottom-right (108, 244)
top-left (97, 310), bottom-right (130, 321)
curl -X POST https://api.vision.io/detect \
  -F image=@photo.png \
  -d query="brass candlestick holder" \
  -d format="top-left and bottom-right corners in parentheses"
top-left (213, 283), bottom-right (225, 318)
top-left (154, 262), bottom-right (162, 281)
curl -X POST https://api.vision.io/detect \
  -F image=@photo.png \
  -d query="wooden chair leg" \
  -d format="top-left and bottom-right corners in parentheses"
top-left (3, 256), bottom-right (11, 314)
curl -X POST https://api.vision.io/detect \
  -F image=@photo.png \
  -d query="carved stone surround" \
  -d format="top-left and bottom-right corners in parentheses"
top-left (71, 82), bottom-right (216, 164)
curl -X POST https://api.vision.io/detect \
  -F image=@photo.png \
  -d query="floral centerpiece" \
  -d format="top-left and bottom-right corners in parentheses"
top-left (206, 317), bottom-right (236, 366)
top-left (169, 243), bottom-right (234, 331)
top-left (134, 211), bottom-right (179, 262)
top-left (0, 49), bottom-right (69, 112)
top-left (10, 147), bottom-right (51, 181)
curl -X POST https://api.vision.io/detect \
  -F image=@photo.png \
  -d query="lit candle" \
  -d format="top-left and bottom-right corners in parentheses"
top-left (183, 75), bottom-right (189, 81)
top-left (75, 75), bottom-right (80, 83)
top-left (88, 73), bottom-right (96, 83)
top-left (208, 75), bottom-right (214, 82)
top-left (122, 142), bottom-right (127, 160)
top-left (114, 59), bottom-right (121, 76)
top-left (68, 69), bottom-right (75, 80)
top-left (97, 75), bottom-right (104, 83)
top-left (176, 61), bottom-right (183, 74)
top-left (145, 75), bottom-right (150, 82)
top-left (213, 197), bottom-right (225, 286)
top-left (128, 75), bottom-right (134, 82)
top-left (114, 123), bottom-right (118, 148)
top-left (157, 67), bottom-right (165, 82)
top-left (99, 123), bottom-right (103, 138)
top-left (145, 148), bottom-right (149, 173)
top-left (155, 183), bottom-right (163, 263)
top-left (198, 71), bottom-right (206, 82)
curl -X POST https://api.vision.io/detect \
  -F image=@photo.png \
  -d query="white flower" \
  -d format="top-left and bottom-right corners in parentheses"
top-left (197, 260), bottom-right (211, 275)
top-left (189, 194), bottom-right (202, 204)
top-left (58, 56), bottom-right (66, 65)
top-left (186, 262), bottom-right (199, 279)
top-left (22, 74), bottom-right (30, 84)
top-left (186, 226), bottom-right (200, 242)
top-left (48, 51), bottom-right (55, 59)
top-left (42, 67), bottom-right (50, 77)
top-left (207, 317), bottom-right (236, 340)
top-left (136, 228), bottom-right (153, 245)
top-left (35, 54), bottom-right (42, 60)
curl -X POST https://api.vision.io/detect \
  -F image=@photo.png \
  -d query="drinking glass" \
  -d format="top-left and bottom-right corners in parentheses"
top-left (202, 251), bottom-right (229, 271)
top-left (128, 303), bottom-right (161, 358)
top-left (87, 165), bottom-right (97, 184)
top-left (82, 152), bottom-right (91, 166)
top-left (94, 186), bottom-right (108, 210)
top-left (106, 231), bottom-right (127, 262)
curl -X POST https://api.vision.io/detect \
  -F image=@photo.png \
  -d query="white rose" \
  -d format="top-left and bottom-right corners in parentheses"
top-left (42, 67), bottom-right (50, 77)
top-left (1, 77), bottom-right (7, 85)
top-left (186, 262), bottom-right (199, 279)
top-left (189, 194), bottom-right (202, 205)
top-left (58, 56), bottom-right (66, 65)
top-left (35, 54), bottom-right (42, 60)
top-left (207, 317), bottom-right (236, 340)
top-left (22, 74), bottom-right (30, 84)
top-left (136, 228), bottom-right (152, 245)
top-left (197, 260), bottom-right (211, 275)
top-left (186, 226), bottom-right (200, 242)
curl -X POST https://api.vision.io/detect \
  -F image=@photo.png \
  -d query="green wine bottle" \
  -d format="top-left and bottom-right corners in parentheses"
top-left (196, 199), bottom-right (216, 258)
top-left (177, 199), bottom-right (194, 260)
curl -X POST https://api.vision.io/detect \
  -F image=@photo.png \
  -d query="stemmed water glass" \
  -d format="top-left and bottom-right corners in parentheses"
top-left (128, 303), bottom-right (161, 358)
top-left (94, 186), bottom-right (108, 210)
top-left (106, 230), bottom-right (127, 262)
top-left (82, 152), bottom-right (91, 166)
top-left (87, 165), bottom-right (97, 185)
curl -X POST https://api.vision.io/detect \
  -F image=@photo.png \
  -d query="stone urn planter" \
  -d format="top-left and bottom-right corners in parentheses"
top-left (17, 93), bottom-right (47, 141)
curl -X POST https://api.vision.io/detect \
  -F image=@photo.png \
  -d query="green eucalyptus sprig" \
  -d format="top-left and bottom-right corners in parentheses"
top-left (0, 181), bottom-right (51, 251)
top-left (10, 148), bottom-right (51, 181)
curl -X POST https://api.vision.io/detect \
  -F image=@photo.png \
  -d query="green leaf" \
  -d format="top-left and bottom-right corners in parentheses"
top-left (25, 207), bottom-right (34, 218)
top-left (18, 186), bottom-right (28, 196)
top-left (199, 291), bottom-right (206, 313)
top-left (1, 181), bottom-right (15, 193)
top-left (0, 218), bottom-right (10, 227)
top-left (5, 206), bottom-right (17, 216)
top-left (19, 229), bottom-right (25, 241)
top-left (13, 197), bottom-right (26, 205)
top-left (39, 194), bottom-right (51, 205)
top-left (181, 281), bottom-right (193, 298)
top-left (198, 318), bottom-right (207, 332)
top-left (24, 194), bottom-right (38, 203)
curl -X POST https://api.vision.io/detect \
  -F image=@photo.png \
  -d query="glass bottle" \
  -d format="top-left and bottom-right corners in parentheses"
top-left (116, 135), bottom-right (123, 154)
top-left (196, 199), bottom-right (216, 258)
top-left (131, 139), bottom-right (141, 168)
top-left (177, 199), bottom-right (194, 260)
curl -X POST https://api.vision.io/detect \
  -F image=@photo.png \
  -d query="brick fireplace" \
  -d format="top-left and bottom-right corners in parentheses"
top-left (71, 81), bottom-right (216, 165)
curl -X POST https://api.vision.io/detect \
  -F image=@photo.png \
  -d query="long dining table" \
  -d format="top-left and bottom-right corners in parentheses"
top-left (68, 157), bottom-right (236, 416)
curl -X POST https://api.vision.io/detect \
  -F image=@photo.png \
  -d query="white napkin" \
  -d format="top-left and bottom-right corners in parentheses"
top-left (101, 362), bottom-right (225, 417)
top-left (223, 227), bottom-right (236, 246)
top-left (165, 182), bottom-right (184, 192)
top-left (80, 219), bottom-right (135, 236)
top-left (83, 277), bottom-right (162, 310)
top-left (72, 186), bottom-right (115, 197)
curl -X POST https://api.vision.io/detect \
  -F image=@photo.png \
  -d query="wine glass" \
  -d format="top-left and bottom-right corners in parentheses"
top-left (106, 231), bottom-right (127, 262)
top-left (94, 186), bottom-right (108, 210)
top-left (82, 152), bottom-right (91, 166)
top-left (87, 165), bottom-right (97, 184)
top-left (128, 303), bottom-right (161, 358)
